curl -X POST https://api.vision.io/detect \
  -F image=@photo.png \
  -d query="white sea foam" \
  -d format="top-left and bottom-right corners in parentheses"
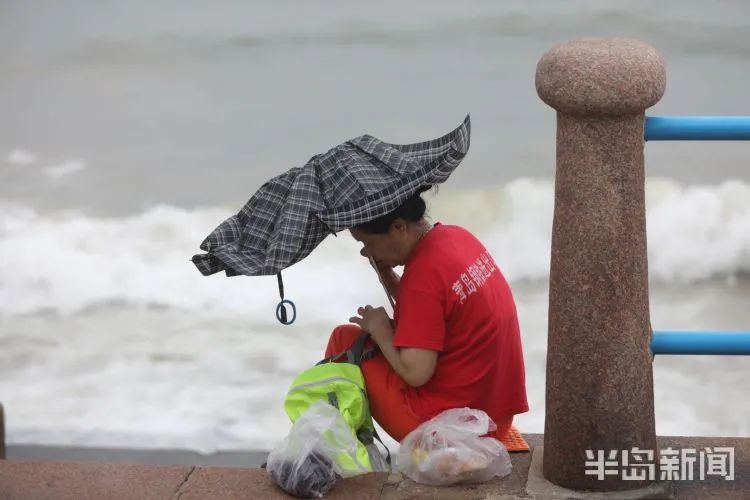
top-left (646, 179), bottom-right (750, 283)
top-left (2, 283), bottom-right (748, 452)
top-left (42, 160), bottom-right (87, 179)
top-left (6, 149), bottom-right (37, 166)
top-left (1, 181), bottom-right (748, 453)
top-left (1, 178), bottom-right (748, 318)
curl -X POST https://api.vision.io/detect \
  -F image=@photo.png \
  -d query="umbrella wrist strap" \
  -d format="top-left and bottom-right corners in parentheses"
top-left (275, 272), bottom-right (296, 325)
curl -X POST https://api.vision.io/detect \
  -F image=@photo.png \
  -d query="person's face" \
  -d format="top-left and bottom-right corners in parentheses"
top-left (349, 220), bottom-right (409, 267)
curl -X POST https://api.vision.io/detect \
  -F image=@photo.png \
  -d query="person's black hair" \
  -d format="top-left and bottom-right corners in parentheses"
top-left (355, 185), bottom-right (433, 234)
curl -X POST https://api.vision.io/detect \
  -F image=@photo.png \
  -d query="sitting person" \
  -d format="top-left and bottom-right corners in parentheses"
top-left (324, 187), bottom-right (528, 444)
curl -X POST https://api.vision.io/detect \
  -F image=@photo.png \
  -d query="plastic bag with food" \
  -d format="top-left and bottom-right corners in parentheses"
top-left (395, 408), bottom-right (512, 486)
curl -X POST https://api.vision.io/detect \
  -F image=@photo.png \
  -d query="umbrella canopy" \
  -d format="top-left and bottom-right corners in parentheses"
top-left (191, 114), bottom-right (471, 323)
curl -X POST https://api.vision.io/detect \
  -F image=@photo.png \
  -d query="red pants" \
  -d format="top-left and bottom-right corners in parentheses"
top-left (325, 325), bottom-right (512, 443)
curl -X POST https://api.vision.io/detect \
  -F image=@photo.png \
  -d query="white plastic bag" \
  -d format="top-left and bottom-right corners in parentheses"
top-left (395, 408), bottom-right (512, 486)
top-left (266, 401), bottom-right (370, 498)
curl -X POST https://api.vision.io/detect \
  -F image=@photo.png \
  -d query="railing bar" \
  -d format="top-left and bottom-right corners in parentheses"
top-left (651, 330), bottom-right (750, 355)
top-left (645, 116), bottom-right (750, 141)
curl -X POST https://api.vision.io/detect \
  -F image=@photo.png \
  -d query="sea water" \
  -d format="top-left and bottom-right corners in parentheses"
top-left (1, 0), bottom-right (749, 453)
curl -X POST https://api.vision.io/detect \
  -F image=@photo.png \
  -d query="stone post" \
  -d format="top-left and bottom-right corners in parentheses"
top-left (535, 38), bottom-right (665, 491)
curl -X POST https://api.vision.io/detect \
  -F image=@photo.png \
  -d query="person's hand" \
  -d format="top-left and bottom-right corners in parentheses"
top-left (349, 305), bottom-right (394, 345)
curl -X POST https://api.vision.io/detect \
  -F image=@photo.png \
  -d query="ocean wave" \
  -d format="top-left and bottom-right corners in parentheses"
top-left (6, 149), bottom-right (37, 166)
top-left (1, 177), bottom-right (748, 317)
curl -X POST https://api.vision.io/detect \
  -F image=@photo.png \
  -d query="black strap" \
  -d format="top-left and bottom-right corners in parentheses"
top-left (275, 272), bottom-right (296, 325)
top-left (357, 427), bottom-right (392, 469)
top-left (317, 332), bottom-right (379, 366)
top-left (348, 331), bottom-right (369, 364)
top-left (372, 428), bottom-right (392, 466)
top-left (277, 272), bottom-right (284, 299)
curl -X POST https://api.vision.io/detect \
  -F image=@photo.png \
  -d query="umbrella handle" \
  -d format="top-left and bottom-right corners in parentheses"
top-left (276, 299), bottom-right (297, 325)
top-left (275, 272), bottom-right (297, 325)
top-left (369, 256), bottom-right (396, 311)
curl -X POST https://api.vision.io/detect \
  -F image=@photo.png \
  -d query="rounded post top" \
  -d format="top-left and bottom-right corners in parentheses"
top-left (536, 38), bottom-right (666, 116)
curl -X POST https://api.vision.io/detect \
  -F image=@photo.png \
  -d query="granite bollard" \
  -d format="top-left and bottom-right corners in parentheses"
top-left (535, 38), bottom-right (666, 491)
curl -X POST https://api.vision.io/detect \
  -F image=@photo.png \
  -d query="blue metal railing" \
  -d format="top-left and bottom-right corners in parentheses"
top-left (645, 116), bottom-right (750, 141)
top-left (644, 116), bottom-right (749, 355)
top-left (651, 331), bottom-right (750, 355)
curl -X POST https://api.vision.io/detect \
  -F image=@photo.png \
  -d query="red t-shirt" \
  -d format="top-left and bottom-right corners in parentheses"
top-left (392, 223), bottom-right (528, 422)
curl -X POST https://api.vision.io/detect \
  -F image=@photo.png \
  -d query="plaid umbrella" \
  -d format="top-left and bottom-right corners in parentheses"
top-left (192, 114), bottom-right (471, 323)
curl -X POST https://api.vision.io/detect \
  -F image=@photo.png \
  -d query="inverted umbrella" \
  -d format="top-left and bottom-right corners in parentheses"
top-left (192, 114), bottom-right (471, 324)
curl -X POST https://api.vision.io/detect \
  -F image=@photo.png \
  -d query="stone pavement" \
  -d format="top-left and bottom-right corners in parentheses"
top-left (1, 435), bottom-right (748, 499)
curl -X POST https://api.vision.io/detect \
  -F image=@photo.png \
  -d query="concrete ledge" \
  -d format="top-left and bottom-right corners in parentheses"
top-left (658, 436), bottom-right (749, 500)
top-left (525, 447), bottom-right (673, 499)
top-left (0, 460), bottom-right (389, 500)
top-left (176, 467), bottom-right (388, 500)
top-left (1, 435), bottom-right (747, 499)
top-left (0, 460), bottom-right (193, 500)
top-left (6, 444), bottom-right (267, 468)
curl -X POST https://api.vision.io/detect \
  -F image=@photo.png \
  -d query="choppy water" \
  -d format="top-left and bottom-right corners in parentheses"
top-left (1, 0), bottom-right (749, 453)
